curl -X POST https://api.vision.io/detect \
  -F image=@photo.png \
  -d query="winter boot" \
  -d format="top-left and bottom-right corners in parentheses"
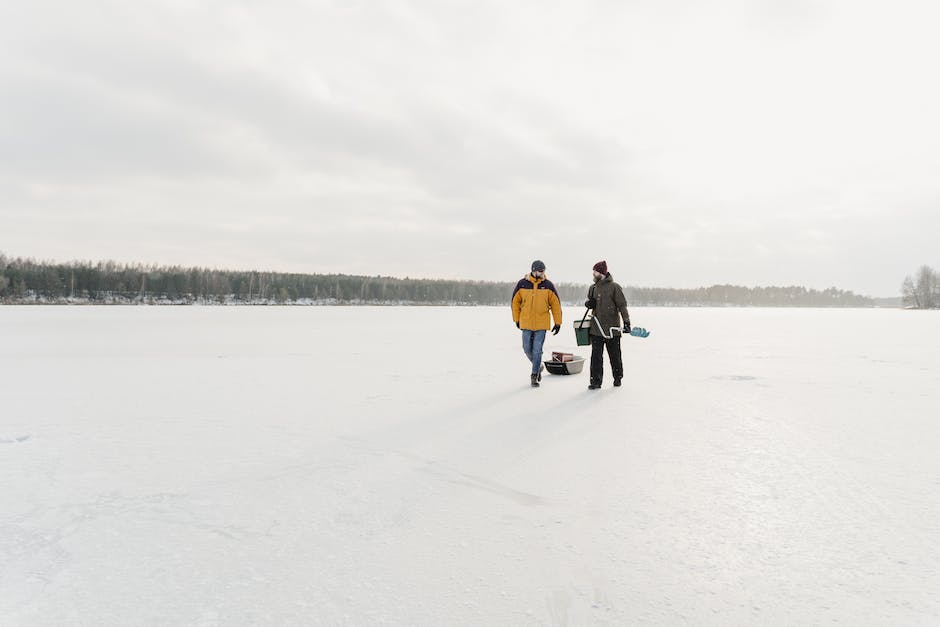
top-left (537, 364), bottom-right (543, 382)
top-left (531, 373), bottom-right (540, 388)
top-left (588, 380), bottom-right (601, 390)
top-left (613, 378), bottom-right (622, 387)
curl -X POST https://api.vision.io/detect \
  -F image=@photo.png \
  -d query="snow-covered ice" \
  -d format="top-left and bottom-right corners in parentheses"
top-left (1, 306), bottom-right (938, 625)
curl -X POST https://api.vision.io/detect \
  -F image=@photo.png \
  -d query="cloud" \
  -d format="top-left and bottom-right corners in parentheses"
top-left (2, 0), bottom-right (939, 295)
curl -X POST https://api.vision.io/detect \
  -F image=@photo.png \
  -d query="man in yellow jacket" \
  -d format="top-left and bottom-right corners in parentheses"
top-left (511, 260), bottom-right (563, 387)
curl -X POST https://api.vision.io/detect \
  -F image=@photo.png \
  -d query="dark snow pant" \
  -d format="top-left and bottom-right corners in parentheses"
top-left (590, 334), bottom-right (623, 385)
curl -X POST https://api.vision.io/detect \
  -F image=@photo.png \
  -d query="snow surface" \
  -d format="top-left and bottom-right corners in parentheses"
top-left (1, 306), bottom-right (938, 626)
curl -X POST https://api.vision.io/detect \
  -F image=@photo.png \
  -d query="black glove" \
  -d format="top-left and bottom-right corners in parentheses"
top-left (623, 324), bottom-right (631, 334)
top-left (515, 321), bottom-right (520, 329)
top-left (584, 298), bottom-right (596, 308)
top-left (552, 324), bottom-right (561, 335)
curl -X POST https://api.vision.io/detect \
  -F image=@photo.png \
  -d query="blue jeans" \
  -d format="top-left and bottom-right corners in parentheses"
top-left (521, 329), bottom-right (546, 374)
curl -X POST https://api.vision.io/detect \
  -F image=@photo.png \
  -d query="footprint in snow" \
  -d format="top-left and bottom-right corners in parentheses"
top-left (712, 375), bottom-right (758, 381)
top-left (0, 434), bottom-right (32, 443)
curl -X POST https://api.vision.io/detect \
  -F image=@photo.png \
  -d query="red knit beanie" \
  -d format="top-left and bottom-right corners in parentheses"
top-left (593, 260), bottom-right (608, 275)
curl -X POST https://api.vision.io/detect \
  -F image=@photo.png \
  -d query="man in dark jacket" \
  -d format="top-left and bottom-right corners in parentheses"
top-left (584, 260), bottom-right (631, 389)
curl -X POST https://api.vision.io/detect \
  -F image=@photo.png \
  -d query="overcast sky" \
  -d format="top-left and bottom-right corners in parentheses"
top-left (2, 0), bottom-right (938, 295)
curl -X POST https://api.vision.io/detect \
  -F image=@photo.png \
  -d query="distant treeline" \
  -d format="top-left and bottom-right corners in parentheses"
top-left (1, 253), bottom-right (875, 307)
top-left (0, 254), bottom-right (533, 305)
top-left (627, 284), bottom-right (872, 307)
top-left (901, 265), bottom-right (939, 309)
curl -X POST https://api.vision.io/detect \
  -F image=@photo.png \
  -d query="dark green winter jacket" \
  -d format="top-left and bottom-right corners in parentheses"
top-left (587, 274), bottom-right (631, 338)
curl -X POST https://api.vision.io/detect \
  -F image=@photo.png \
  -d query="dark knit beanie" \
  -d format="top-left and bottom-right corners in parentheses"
top-left (593, 260), bottom-right (608, 275)
top-left (531, 260), bottom-right (546, 272)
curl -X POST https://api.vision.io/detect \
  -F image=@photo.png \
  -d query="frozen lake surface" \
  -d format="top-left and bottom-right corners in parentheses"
top-left (2, 306), bottom-right (938, 625)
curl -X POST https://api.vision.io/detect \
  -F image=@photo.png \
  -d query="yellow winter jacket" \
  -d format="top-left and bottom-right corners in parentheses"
top-left (511, 274), bottom-right (562, 331)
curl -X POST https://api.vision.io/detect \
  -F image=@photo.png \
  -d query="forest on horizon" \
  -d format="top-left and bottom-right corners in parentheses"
top-left (0, 253), bottom-right (889, 307)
